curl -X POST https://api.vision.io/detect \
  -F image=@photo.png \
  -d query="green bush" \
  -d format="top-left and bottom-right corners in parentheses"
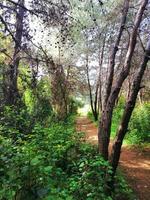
top-left (113, 171), bottom-right (136, 200)
top-left (0, 106), bottom-right (33, 137)
top-left (0, 119), bottom-right (76, 200)
top-left (0, 106), bottom-right (134, 200)
top-left (87, 111), bottom-right (94, 121)
top-left (111, 96), bottom-right (125, 137)
top-left (126, 103), bottom-right (150, 144)
top-left (68, 98), bottom-right (84, 115)
top-left (87, 111), bottom-right (99, 124)
top-left (67, 151), bottom-right (112, 200)
top-left (0, 119), bottom-right (112, 200)
top-left (111, 97), bottom-right (150, 145)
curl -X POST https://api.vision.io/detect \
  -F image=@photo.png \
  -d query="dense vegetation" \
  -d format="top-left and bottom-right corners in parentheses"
top-left (88, 99), bottom-right (150, 145)
top-left (112, 100), bottom-right (150, 145)
top-left (0, 104), bottom-right (134, 200)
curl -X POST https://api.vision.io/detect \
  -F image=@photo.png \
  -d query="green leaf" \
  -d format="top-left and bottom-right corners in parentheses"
top-left (30, 157), bottom-right (41, 166)
top-left (44, 166), bottom-right (52, 173)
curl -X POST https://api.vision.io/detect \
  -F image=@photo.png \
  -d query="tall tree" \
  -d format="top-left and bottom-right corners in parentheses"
top-left (4, 0), bottom-right (26, 105)
top-left (104, 0), bottom-right (130, 108)
top-left (110, 38), bottom-right (150, 179)
top-left (98, 0), bottom-right (148, 160)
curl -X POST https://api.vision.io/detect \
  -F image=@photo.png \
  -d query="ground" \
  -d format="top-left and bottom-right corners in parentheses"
top-left (76, 117), bottom-right (150, 200)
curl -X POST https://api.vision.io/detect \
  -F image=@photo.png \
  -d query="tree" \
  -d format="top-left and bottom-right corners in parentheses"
top-left (85, 38), bottom-right (99, 121)
top-left (97, 0), bottom-right (149, 177)
top-left (110, 38), bottom-right (150, 180)
top-left (1, 0), bottom-right (26, 105)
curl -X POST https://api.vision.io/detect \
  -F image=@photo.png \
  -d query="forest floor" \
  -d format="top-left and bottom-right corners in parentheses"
top-left (76, 117), bottom-right (150, 200)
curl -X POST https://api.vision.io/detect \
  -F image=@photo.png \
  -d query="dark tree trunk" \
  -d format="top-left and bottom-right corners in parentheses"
top-left (88, 33), bottom-right (106, 121)
top-left (94, 83), bottom-right (99, 121)
top-left (104, 0), bottom-right (129, 107)
top-left (52, 64), bottom-right (68, 119)
top-left (85, 46), bottom-right (97, 120)
top-left (110, 38), bottom-right (150, 179)
top-left (98, 34), bottom-right (106, 113)
top-left (127, 74), bottom-right (132, 99)
top-left (98, 0), bottom-right (148, 160)
top-left (98, 0), bottom-right (129, 160)
top-left (5, 0), bottom-right (25, 105)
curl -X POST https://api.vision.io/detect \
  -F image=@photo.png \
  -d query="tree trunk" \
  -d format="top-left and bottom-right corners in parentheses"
top-left (98, 34), bottom-right (106, 112)
top-left (98, 0), bottom-right (148, 160)
top-left (104, 0), bottom-right (129, 107)
top-left (94, 83), bottom-right (99, 121)
top-left (85, 45), bottom-right (97, 120)
top-left (98, 0), bottom-right (129, 160)
top-left (110, 38), bottom-right (150, 179)
top-left (5, 0), bottom-right (25, 105)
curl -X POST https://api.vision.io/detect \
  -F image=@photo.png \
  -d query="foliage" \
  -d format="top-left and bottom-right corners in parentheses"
top-left (126, 103), bottom-right (150, 144)
top-left (111, 96), bottom-right (125, 137)
top-left (68, 97), bottom-right (84, 115)
top-left (87, 111), bottom-right (95, 121)
top-left (0, 108), bottom-right (133, 200)
top-left (111, 98), bottom-right (150, 144)
top-left (87, 95), bottom-right (150, 145)
top-left (87, 111), bottom-right (99, 124)
top-left (0, 106), bottom-right (33, 136)
top-left (66, 144), bottom-right (112, 200)
top-left (112, 171), bottom-right (136, 200)
top-left (0, 115), bottom-right (74, 200)
top-left (23, 77), bottom-right (53, 124)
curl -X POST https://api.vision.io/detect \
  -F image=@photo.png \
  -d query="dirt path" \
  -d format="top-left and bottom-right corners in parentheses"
top-left (76, 117), bottom-right (150, 200)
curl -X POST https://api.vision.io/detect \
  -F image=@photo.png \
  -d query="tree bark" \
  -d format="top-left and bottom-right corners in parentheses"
top-left (104, 0), bottom-right (129, 107)
top-left (98, 0), bottom-right (148, 160)
top-left (94, 83), bottom-right (99, 121)
top-left (110, 38), bottom-right (150, 178)
top-left (85, 43), bottom-right (97, 120)
top-left (5, 0), bottom-right (25, 105)
top-left (98, 34), bottom-right (106, 112)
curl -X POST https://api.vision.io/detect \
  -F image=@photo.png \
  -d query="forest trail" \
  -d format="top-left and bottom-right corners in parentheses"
top-left (76, 117), bottom-right (150, 200)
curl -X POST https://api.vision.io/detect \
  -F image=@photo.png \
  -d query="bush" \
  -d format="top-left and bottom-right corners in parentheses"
top-left (0, 107), bottom-right (134, 200)
top-left (111, 97), bottom-right (150, 145)
top-left (0, 106), bottom-right (33, 137)
top-left (0, 118), bottom-right (77, 200)
top-left (87, 111), bottom-right (98, 124)
top-left (111, 96), bottom-right (125, 137)
top-left (113, 171), bottom-right (136, 200)
top-left (67, 150), bottom-right (112, 200)
top-left (68, 98), bottom-right (84, 115)
top-left (0, 126), bottom-right (110, 199)
top-left (126, 103), bottom-right (150, 144)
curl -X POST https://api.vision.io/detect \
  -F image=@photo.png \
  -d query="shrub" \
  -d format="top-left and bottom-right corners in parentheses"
top-left (87, 111), bottom-right (98, 124)
top-left (111, 97), bottom-right (150, 145)
top-left (126, 103), bottom-right (150, 144)
top-left (0, 119), bottom-right (77, 200)
top-left (0, 108), bottom-right (134, 200)
top-left (67, 149), bottom-right (112, 200)
top-left (0, 106), bottom-right (33, 136)
top-left (68, 98), bottom-right (84, 115)
top-left (113, 171), bottom-right (136, 200)
top-left (111, 96), bottom-right (125, 137)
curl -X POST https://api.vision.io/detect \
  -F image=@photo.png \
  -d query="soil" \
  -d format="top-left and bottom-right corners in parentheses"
top-left (76, 117), bottom-right (150, 200)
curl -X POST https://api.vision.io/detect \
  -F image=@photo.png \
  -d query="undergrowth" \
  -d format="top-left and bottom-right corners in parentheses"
top-left (0, 106), bottom-right (135, 200)
top-left (87, 98), bottom-right (150, 145)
